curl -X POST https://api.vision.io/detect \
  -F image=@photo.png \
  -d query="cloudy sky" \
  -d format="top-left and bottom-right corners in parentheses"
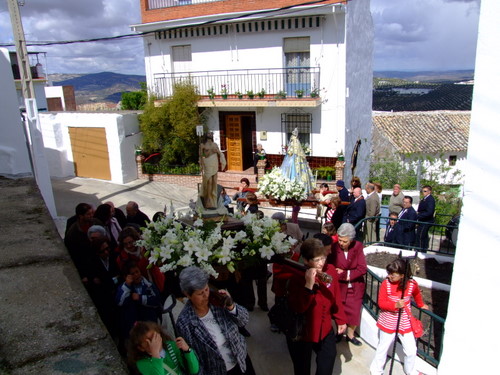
top-left (0, 0), bottom-right (481, 75)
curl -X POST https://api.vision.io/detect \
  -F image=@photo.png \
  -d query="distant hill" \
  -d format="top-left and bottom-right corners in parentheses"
top-left (50, 72), bottom-right (146, 105)
top-left (374, 70), bottom-right (474, 83)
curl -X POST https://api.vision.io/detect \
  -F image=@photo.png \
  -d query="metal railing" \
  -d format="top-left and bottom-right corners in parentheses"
top-left (358, 215), bottom-right (459, 255)
top-left (363, 269), bottom-right (446, 367)
top-left (153, 67), bottom-right (321, 99)
top-left (148, 0), bottom-right (222, 10)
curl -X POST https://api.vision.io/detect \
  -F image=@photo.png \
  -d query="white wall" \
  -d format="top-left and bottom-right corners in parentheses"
top-left (438, 0), bottom-right (500, 373)
top-left (39, 112), bottom-right (141, 184)
top-left (401, 151), bottom-right (467, 185)
top-left (0, 48), bottom-right (32, 177)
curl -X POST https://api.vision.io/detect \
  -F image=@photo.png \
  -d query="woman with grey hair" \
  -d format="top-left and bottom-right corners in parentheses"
top-left (176, 266), bottom-right (255, 375)
top-left (327, 223), bottom-right (367, 346)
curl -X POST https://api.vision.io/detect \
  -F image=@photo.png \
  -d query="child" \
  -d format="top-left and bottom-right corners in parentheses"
top-left (220, 187), bottom-right (233, 214)
top-left (322, 222), bottom-right (338, 245)
top-left (370, 259), bottom-right (428, 375)
top-left (116, 261), bottom-right (162, 342)
top-left (128, 321), bottom-right (199, 375)
top-left (244, 192), bottom-right (259, 215)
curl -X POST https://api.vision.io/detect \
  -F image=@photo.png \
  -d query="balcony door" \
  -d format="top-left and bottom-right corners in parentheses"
top-left (284, 37), bottom-right (311, 96)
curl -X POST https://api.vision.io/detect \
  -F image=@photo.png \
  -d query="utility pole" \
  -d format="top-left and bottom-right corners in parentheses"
top-left (7, 0), bottom-right (35, 101)
top-left (6, 0), bottom-right (57, 218)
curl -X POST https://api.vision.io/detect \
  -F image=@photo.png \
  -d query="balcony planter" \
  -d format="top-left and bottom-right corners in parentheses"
top-left (235, 91), bottom-right (243, 99)
top-left (247, 90), bottom-right (255, 99)
top-left (276, 91), bottom-right (287, 99)
top-left (295, 89), bottom-right (304, 98)
top-left (257, 89), bottom-right (266, 99)
top-left (222, 94), bottom-right (228, 99)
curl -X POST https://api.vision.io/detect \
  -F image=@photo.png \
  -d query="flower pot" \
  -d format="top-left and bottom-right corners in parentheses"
top-left (248, 94), bottom-right (255, 99)
top-left (297, 94), bottom-right (303, 99)
top-left (238, 95), bottom-right (243, 99)
top-left (222, 94), bottom-right (228, 99)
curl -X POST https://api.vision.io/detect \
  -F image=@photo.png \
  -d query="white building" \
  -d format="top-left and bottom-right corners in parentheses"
top-left (131, 0), bottom-right (373, 184)
top-left (372, 111), bottom-right (469, 185)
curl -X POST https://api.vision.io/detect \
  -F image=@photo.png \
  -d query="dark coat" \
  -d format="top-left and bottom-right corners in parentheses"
top-left (394, 206), bottom-right (418, 246)
top-left (343, 197), bottom-right (366, 226)
top-left (417, 195), bottom-right (436, 222)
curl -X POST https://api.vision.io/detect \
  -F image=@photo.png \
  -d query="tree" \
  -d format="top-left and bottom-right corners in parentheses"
top-left (121, 82), bottom-right (147, 110)
top-left (138, 80), bottom-right (201, 166)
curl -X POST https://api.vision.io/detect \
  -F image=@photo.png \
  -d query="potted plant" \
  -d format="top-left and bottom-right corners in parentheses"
top-left (207, 87), bottom-right (215, 99)
top-left (247, 90), bottom-right (255, 99)
top-left (295, 89), bottom-right (304, 98)
top-left (235, 91), bottom-right (243, 99)
top-left (257, 89), bottom-right (266, 99)
top-left (276, 90), bottom-right (287, 99)
top-left (310, 88), bottom-right (320, 98)
top-left (221, 84), bottom-right (228, 99)
top-left (337, 150), bottom-right (344, 161)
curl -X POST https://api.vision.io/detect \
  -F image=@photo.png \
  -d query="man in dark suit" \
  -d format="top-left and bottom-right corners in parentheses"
top-left (416, 185), bottom-right (436, 251)
top-left (384, 212), bottom-right (399, 246)
top-left (343, 187), bottom-right (366, 240)
top-left (394, 196), bottom-right (418, 247)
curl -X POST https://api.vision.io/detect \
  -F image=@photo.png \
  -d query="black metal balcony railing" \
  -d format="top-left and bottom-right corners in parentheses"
top-left (153, 67), bottom-right (321, 99)
top-left (148, 0), bottom-right (223, 10)
top-left (363, 269), bottom-right (446, 367)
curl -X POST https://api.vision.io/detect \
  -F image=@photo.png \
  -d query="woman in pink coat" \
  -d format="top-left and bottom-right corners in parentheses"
top-left (327, 223), bottom-right (367, 346)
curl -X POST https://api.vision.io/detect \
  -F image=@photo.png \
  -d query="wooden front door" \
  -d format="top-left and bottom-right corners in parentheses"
top-left (226, 115), bottom-right (243, 171)
top-left (68, 127), bottom-right (111, 180)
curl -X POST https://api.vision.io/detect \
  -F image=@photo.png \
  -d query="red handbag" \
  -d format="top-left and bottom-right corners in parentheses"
top-left (406, 306), bottom-right (424, 338)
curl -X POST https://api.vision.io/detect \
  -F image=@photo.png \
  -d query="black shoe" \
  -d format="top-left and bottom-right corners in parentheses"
top-left (239, 327), bottom-right (251, 337)
top-left (336, 334), bottom-right (343, 343)
top-left (346, 336), bottom-right (362, 346)
top-left (259, 304), bottom-right (269, 312)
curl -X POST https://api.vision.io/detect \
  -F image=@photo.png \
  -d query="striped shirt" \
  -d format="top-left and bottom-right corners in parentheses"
top-left (376, 278), bottom-right (424, 334)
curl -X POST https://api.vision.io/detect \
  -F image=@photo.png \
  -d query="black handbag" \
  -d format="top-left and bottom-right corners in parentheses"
top-left (268, 282), bottom-right (305, 341)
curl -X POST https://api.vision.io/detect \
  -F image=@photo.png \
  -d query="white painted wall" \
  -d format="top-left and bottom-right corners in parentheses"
top-left (438, 0), bottom-right (500, 373)
top-left (0, 48), bottom-right (32, 177)
top-left (402, 151), bottom-right (467, 185)
top-left (39, 112), bottom-right (142, 184)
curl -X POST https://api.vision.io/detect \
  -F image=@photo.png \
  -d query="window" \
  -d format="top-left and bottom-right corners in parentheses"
top-left (283, 37), bottom-right (310, 96)
top-left (448, 155), bottom-right (457, 166)
top-left (172, 45), bottom-right (192, 73)
top-left (281, 113), bottom-right (312, 149)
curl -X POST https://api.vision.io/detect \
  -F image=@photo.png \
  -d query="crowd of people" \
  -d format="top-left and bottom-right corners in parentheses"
top-left (315, 179), bottom-right (436, 252)
top-left (62, 176), bottom-right (432, 375)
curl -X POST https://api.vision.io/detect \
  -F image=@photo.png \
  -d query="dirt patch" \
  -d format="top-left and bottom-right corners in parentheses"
top-left (366, 252), bottom-right (453, 318)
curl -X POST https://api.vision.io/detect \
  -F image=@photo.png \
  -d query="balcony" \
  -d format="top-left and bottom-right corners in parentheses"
top-left (153, 67), bottom-right (321, 105)
top-left (148, 0), bottom-right (223, 10)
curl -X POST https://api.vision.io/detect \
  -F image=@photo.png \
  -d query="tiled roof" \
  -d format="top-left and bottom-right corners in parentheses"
top-left (373, 111), bottom-right (470, 153)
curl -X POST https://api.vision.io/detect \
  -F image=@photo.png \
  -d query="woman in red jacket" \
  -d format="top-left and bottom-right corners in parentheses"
top-left (327, 223), bottom-right (367, 346)
top-left (370, 258), bottom-right (428, 375)
top-left (286, 238), bottom-right (347, 375)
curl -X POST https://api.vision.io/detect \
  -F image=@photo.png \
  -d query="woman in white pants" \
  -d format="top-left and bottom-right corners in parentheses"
top-left (370, 259), bottom-right (428, 375)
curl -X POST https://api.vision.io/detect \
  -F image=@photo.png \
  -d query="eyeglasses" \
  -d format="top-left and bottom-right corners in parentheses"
top-left (311, 256), bottom-right (327, 263)
top-left (422, 190), bottom-right (429, 193)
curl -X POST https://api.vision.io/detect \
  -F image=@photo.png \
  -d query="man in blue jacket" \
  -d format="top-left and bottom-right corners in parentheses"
top-left (343, 187), bottom-right (366, 240)
top-left (395, 196), bottom-right (418, 247)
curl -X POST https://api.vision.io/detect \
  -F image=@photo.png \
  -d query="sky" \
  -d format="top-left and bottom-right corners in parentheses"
top-left (0, 0), bottom-right (481, 75)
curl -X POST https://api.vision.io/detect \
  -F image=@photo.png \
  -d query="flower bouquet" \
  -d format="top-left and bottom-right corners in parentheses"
top-left (138, 213), bottom-right (296, 278)
top-left (258, 167), bottom-right (309, 203)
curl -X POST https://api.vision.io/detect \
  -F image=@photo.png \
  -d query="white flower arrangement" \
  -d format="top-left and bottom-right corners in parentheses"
top-left (137, 213), bottom-right (296, 278)
top-left (257, 166), bottom-right (309, 202)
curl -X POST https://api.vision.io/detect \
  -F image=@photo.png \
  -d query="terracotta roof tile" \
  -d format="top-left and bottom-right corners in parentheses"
top-left (373, 111), bottom-right (470, 154)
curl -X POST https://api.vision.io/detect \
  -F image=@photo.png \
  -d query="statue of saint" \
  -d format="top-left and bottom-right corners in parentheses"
top-left (199, 132), bottom-right (226, 209)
